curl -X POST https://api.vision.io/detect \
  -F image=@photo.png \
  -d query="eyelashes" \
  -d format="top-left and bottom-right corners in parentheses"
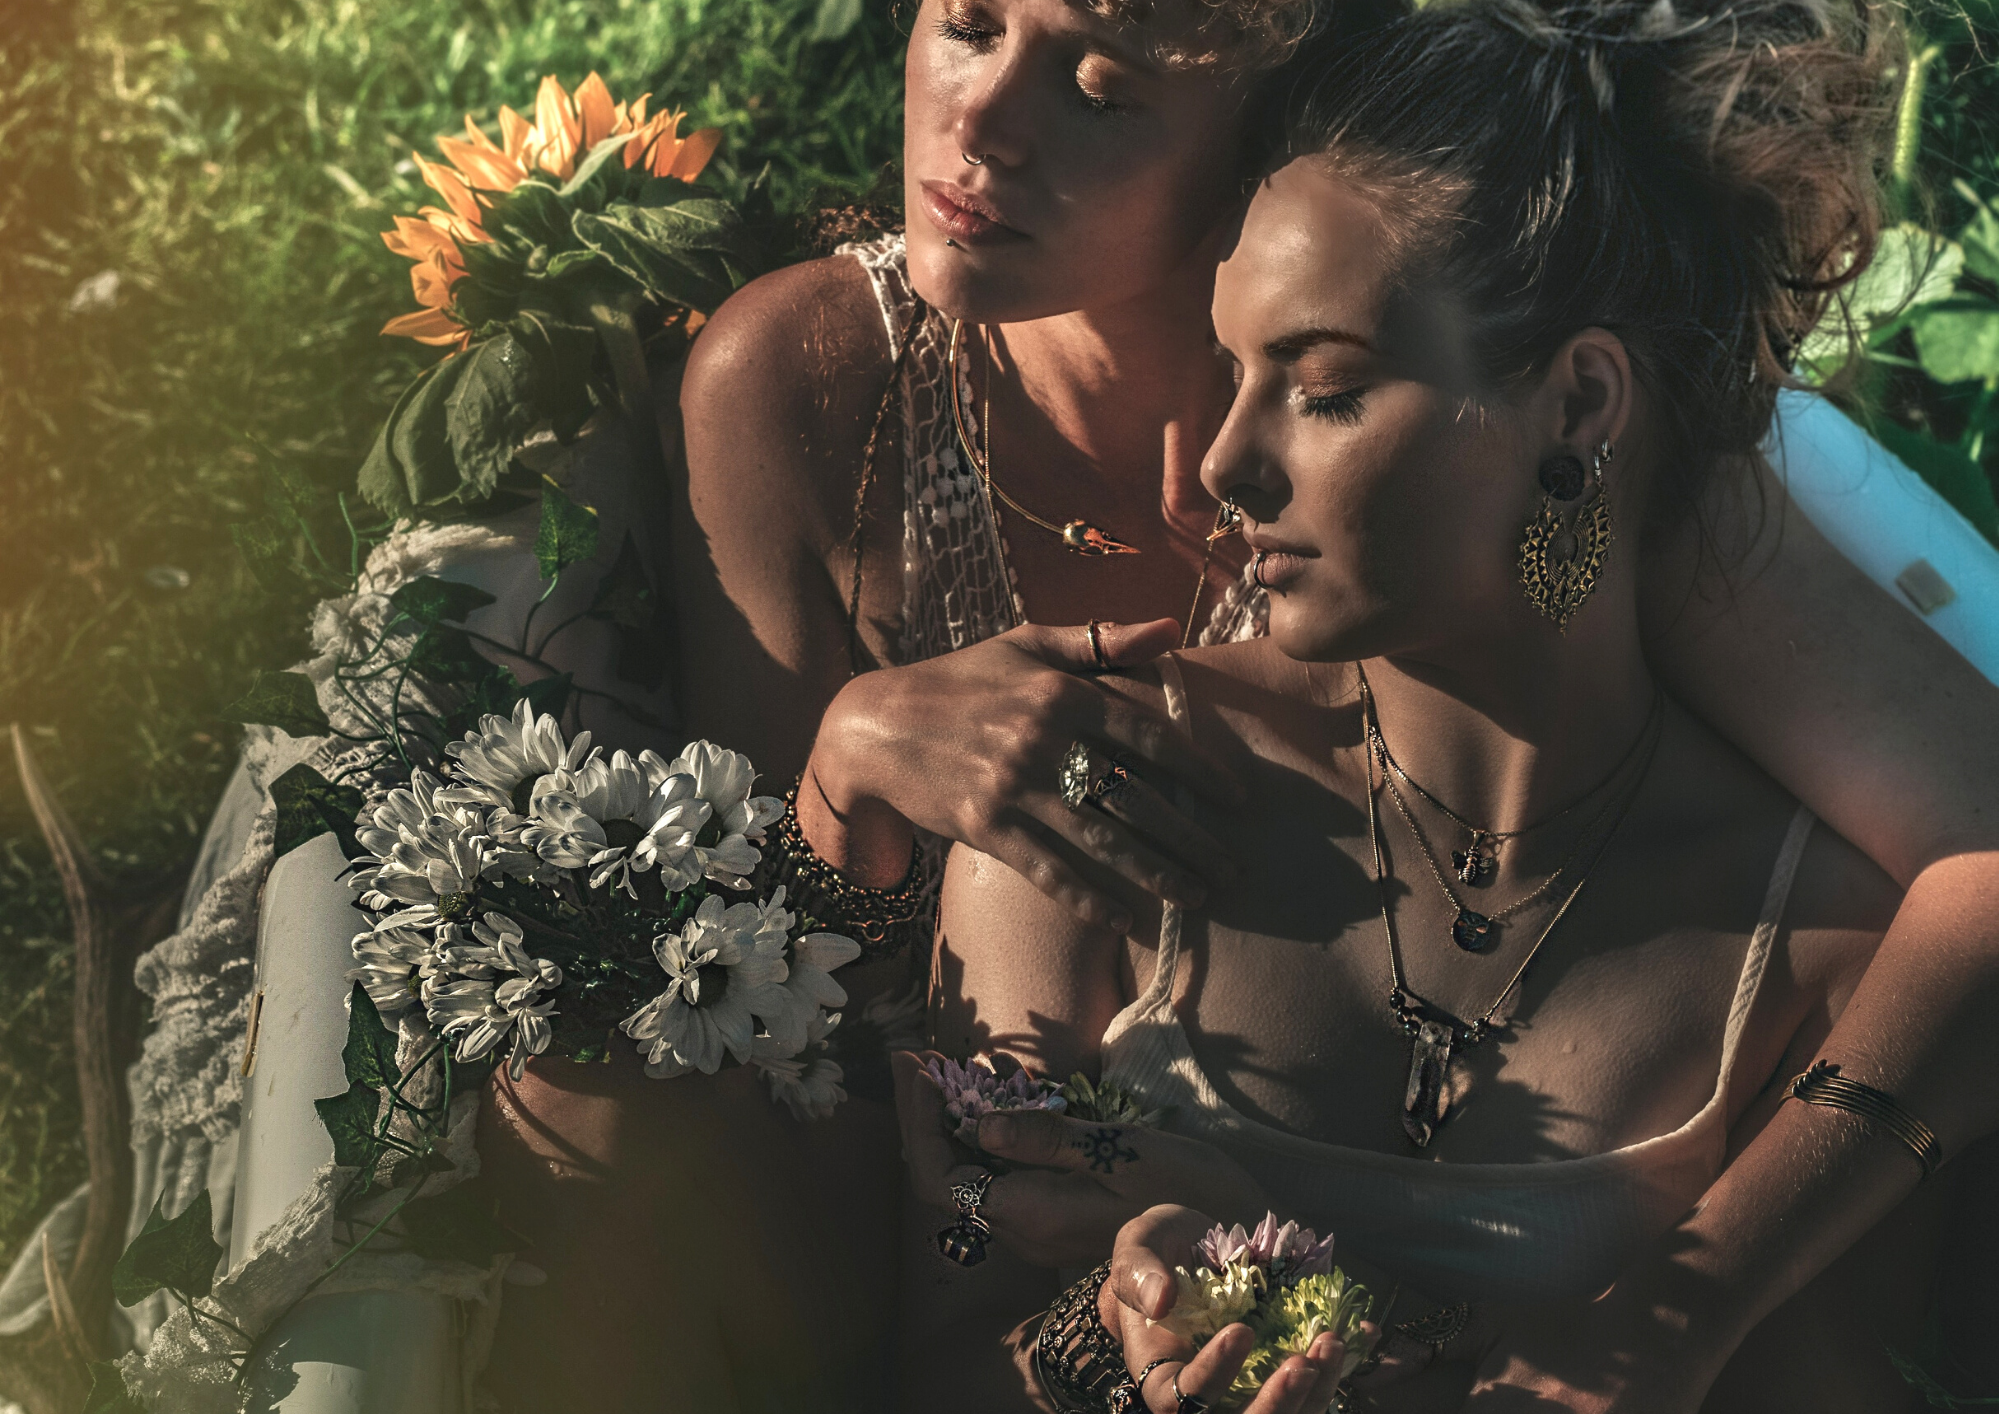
top-left (1302, 388), bottom-right (1369, 425)
top-left (936, 14), bottom-right (996, 45)
top-left (934, 11), bottom-right (1128, 117)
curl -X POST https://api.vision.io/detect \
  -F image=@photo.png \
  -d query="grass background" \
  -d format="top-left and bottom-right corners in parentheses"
top-left (0, 0), bottom-right (1991, 1356)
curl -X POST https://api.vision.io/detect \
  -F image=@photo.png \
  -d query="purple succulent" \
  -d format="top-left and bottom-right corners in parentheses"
top-left (1197, 1212), bottom-right (1337, 1285)
top-left (923, 1055), bottom-right (1066, 1146)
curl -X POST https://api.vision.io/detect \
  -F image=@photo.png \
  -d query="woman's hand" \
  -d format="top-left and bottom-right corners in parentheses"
top-left (893, 1053), bottom-right (1267, 1269)
top-left (805, 618), bottom-right (1246, 927)
top-left (1106, 1205), bottom-right (1361, 1414)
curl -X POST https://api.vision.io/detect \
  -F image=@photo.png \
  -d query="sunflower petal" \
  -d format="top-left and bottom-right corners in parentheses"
top-left (414, 153), bottom-right (482, 225)
top-left (462, 114), bottom-right (505, 154)
top-left (576, 72), bottom-right (618, 148)
top-left (664, 126), bottom-right (721, 181)
top-left (439, 135), bottom-right (526, 192)
top-left (533, 75), bottom-right (581, 179)
top-left (383, 307), bottom-right (468, 346)
top-left (498, 105), bottom-right (533, 162)
top-left (382, 214), bottom-right (455, 260)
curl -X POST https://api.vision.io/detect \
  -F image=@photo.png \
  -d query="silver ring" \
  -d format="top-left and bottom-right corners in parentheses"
top-left (1059, 740), bottom-right (1094, 809)
top-left (935, 1169), bottom-right (996, 1267)
top-left (948, 1170), bottom-right (995, 1215)
top-left (1169, 1367), bottom-right (1209, 1414)
top-left (962, 151), bottom-right (986, 165)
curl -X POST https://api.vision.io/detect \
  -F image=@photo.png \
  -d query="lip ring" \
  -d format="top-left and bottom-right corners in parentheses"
top-left (1251, 550), bottom-right (1270, 591)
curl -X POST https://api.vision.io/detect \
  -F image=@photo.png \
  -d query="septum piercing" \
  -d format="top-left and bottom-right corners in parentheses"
top-left (962, 152), bottom-right (986, 165)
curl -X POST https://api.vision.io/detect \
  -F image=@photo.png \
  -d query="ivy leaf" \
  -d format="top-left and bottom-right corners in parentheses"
top-left (112, 1190), bottom-right (222, 1306)
top-left (391, 575), bottom-right (498, 628)
top-left (341, 982), bottom-right (401, 1092)
top-left (85, 1361), bottom-right (146, 1414)
top-left (226, 670), bottom-right (329, 739)
top-left (520, 672), bottom-right (573, 721)
top-left (535, 483), bottom-right (600, 580)
top-left (588, 532), bottom-right (656, 629)
top-left (314, 1083), bottom-right (384, 1169)
top-left (399, 1184), bottom-right (527, 1266)
top-left (268, 763), bottom-right (365, 860)
top-left (406, 624), bottom-right (490, 683)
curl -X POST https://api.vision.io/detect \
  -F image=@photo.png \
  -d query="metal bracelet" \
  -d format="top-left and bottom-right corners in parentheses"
top-left (1034, 1261), bottom-right (1131, 1412)
top-left (1788, 1060), bottom-right (1941, 1179)
top-left (763, 780), bottom-right (931, 963)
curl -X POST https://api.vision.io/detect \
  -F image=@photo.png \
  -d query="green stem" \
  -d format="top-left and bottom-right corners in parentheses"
top-left (1891, 34), bottom-right (1940, 206)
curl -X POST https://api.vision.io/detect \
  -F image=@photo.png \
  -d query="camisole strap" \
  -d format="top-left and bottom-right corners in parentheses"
top-left (1715, 803), bottom-right (1817, 1095)
top-left (838, 234), bottom-right (916, 359)
top-left (1122, 653), bottom-right (1196, 1014)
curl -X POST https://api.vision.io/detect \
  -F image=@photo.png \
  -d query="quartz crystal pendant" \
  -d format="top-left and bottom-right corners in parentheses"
top-left (1402, 1019), bottom-right (1457, 1148)
top-left (1451, 909), bottom-right (1494, 952)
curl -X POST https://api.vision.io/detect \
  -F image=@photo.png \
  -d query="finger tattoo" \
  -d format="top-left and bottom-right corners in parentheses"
top-left (1075, 1126), bottom-right (1140, 1175)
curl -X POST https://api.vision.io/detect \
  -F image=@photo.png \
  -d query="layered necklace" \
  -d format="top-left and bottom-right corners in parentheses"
top-left (947, 319), bottom-right (1243, 644)
top-left (1357, 669), bottom-right (1664, 1147)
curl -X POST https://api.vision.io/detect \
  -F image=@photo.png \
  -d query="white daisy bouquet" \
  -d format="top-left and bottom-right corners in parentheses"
top-left (347, 708), bottom-right (858, 1117)
top-left (1154, 1213), bottom-right (1377, 1409)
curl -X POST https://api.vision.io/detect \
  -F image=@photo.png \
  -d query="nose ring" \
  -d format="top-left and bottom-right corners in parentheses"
top-left (962, 152), bottom-right (986, 166)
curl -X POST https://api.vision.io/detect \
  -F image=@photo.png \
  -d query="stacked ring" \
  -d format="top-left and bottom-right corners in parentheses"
top-left (1086, 619), bottom-right (1112, 671)
top-left (935, 1170), bottom-right (996, 1267)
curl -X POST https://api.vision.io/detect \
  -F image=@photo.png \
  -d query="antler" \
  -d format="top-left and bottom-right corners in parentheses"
top-left (0, 727), bottom-right (179, 1413)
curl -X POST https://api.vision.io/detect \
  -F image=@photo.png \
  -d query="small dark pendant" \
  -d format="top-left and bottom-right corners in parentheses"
top-left (1452, 835), bottom-right (1497, 886)
top-left (1451, 909), bottom-right (1495, 952)
top-left (936, 1216), bottom-right (993, 1267)
top-left (1402, 1019), bottom-right (1457, 1147)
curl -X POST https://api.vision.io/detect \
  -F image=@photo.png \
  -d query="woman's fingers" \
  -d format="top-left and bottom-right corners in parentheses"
top-left (977, 1109), bottom-right (1151, 1181)
top-left (1034, 796), bottom-right (1213, 911)
top-left (1088, 768), bottom-right (1241, 891)
top-left (1005, 618), bottom-right (1183, 675)
top-left (1090, 690), bottom-right (1247, 810)
top-left (890, 1051), bottom-right (971, 1209)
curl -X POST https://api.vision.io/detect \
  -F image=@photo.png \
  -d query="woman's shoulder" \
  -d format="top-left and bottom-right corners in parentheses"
top-left (678, 249), bottom-right (899, 526)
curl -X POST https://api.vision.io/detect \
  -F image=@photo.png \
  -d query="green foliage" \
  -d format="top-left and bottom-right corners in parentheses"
top-left (389, 576), bottom-right (498, 628)
top-left (340, 983), bottom-right (403, 1093)
top-left (535, 482), bottom-right (602, 580)
top-left (226, 671), bottom-right (333, 739)
top-left (111, 1189), bottom-right (223, 1307)
top-left (314, 1084), bottom-right (386, 1169)
top-left (268, 762), bottom-right (367, 859)
top-left (84, 1361), bottom-right (147, 1414)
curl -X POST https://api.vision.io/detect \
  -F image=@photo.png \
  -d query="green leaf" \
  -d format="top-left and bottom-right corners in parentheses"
top-left (359, 355), bottom-right (478, 515)
top-left (391, 575), bottom-right (497, 628)
top-left (341, 982), bottom-right (401, 1092)
top-left (1800, 223), bottom-right (1966, 370)
top-left (1910, 302), bottom-right (1998, 387)
top-left (587, 532), bottom-right (656, 629)
top-left (558, 133), bottom-right (638, 204)
top-left (268, 762), bottom-right (365, 860)
top-left (543, 249), bottom-right (604, 281)
top-left (571, 198), bottom-right (757, 313)
top-left (444, 335), bottom-right (541, 505)
top-left (226, 670), bottom-right (329, 739)
top-left (230, 519), bottom-right (308, 597)
top-left (485, 181), bottom-right (573, 250)
top-left (315, 1083), bottom-right (384, 1169)
top-left (399, 1185), bottom-right (527, 1266)
top-left (520, 672), bottom-right (573, 721)
top-left (534, 483), bottom-right (600, 580)
top-left (112, 1190), bottom-right (222, 1307)
top-left (406, 623), bottom-right (491, 684)
top-left (1956, 181), bottom-right (1998, 284)
top-left (85, 1361), bottom-right (146, 1414)
top-left (506, 312), bottom-right (600, 445)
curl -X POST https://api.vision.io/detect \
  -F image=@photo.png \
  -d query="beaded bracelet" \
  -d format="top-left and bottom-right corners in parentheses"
top-left (763, 780), bottom-right (930, 964)
top-left (1788, 1060), bottom-right (1941, 1179)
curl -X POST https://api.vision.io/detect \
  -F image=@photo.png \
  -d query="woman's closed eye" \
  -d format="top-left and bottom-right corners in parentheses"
top-left (1299, 385), bottom-right (1370, 425)
top-left (936, 11), bottom-right (999, 48)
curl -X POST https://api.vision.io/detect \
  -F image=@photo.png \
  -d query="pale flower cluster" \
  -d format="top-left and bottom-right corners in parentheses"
top-left (344, 698), bottom-right (856, 1114)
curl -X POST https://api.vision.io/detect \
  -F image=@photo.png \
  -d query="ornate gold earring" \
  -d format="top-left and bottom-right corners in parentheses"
top-left (1518, 440), bottom-right (1614, 631)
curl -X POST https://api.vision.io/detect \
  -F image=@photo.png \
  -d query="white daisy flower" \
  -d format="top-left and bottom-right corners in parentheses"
top-left (520, 792), bottom-right (607, 869)
top-left (422, 912), bottom-right (562, 1080)
top-left (750, 889), bottom-right (860, 1053)
top-left (619, 893), bottom-right (791, 1078)
top-left (753, 1008), bottom-right (846, 1119)
top-left (523, 751), bottom-right (711, 895)
top-left (441, 697), bottom-right (594, 814)
top-left (656, 741), bottom-right (785, 886)
top-left (349, 770), bottom-right (505, 912)
top-left (346, 924), bottom-right (437, 1014)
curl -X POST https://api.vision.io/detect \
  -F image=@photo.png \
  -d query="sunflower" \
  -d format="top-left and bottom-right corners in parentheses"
top-left (381, 73), bottom-right (722, 347)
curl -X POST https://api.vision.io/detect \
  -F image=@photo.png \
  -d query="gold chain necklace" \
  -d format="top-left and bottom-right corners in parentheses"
top-left (1361, 670), bottom-right (1663, 953)
top-left (945, 318), bottom-right (1244, 644)
top-left (1361, 682), bottom-right (1662, 1147)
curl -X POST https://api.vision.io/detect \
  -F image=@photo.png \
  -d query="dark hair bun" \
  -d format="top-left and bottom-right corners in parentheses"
top-left (1281, 0), bottom-right (1897, 520)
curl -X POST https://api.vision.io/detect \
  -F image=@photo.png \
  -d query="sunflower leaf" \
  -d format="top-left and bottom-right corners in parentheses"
top-left (269, 762), bottom-right (365, 860)
top-left (486, 181), bottom-right (573, 250)
top-left (391, 576), bottom-right (498, 628)
top-left (558, 133), bottom-right (638, 206)
top-left (226, 670), bottom-right (330, 739)
top-left (535, 483), bottom-right (600, 580)
top-left (341, 982), bottom-right (402, 1092)
top-left (361, 354), bottom-right (479, 514)
top-left (444, 335), bottom-right (541, 504)
top-left (112, 1190), bottom-right (222, 1306)
top-left (399, 1184), bottom-right (527, 1266)
top-left (315, 1083), bottom-right (384, 1170)
top-left (570, 197), bottom-right (756, 313)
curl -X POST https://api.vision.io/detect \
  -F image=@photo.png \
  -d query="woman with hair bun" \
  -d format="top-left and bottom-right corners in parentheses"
top-left (915, 1), bottom-right (1985, 1408)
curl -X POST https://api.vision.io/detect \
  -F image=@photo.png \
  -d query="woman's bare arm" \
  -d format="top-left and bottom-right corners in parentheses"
top-left (673, 255), bottom-right (898, 779)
